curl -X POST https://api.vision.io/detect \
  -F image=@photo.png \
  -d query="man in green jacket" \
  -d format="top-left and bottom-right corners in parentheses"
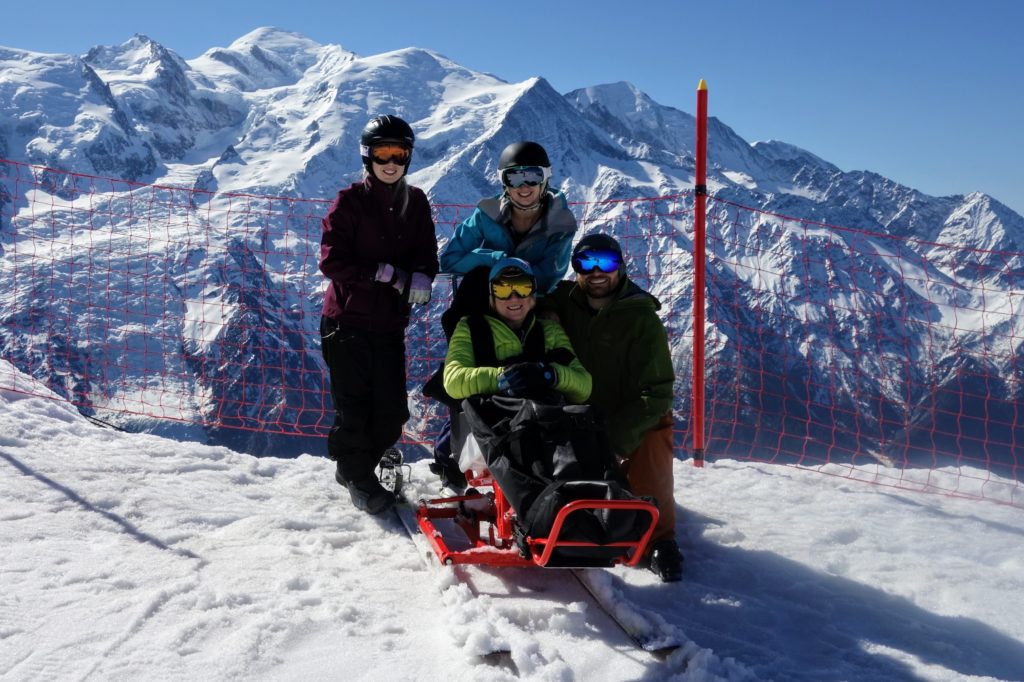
top-left (543, 234), bottom-right (683, 582)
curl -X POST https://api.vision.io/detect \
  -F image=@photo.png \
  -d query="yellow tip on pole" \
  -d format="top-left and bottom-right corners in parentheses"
top-left (698, 79), bottom-right (707, 90)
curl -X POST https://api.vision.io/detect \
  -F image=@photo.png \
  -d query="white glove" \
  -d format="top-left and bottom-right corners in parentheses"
top-left (408, 272), bottom-right (433, 305)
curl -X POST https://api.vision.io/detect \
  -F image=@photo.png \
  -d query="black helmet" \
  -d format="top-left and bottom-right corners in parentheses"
top-left (360, 115), bottom-right (415, 169)
top-left (573, 233), bottom-right (622, 257)
top-left (499, 141), bottom-right (550, 169)
top-left (498, 142), bottom-right (552, 205)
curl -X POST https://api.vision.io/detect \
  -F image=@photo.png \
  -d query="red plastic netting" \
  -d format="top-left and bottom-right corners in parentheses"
top-left (1, 159), bottom-right (1020, 506)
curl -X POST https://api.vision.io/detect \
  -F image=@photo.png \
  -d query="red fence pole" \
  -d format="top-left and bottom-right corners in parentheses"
top-left (692, 79), bottom-right (708, 466)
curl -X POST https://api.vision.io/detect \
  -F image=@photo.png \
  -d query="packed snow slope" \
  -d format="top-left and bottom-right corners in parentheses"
top-left (2, 358), bottom-right (1023, 682)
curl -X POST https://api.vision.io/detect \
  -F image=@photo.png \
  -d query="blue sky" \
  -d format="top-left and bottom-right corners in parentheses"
top-left (4, 0), bottom-right (1024, 216)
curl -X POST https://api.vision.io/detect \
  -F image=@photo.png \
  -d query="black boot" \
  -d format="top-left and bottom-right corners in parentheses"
top-left (647, 538), bottom-right (684, 583)
top-left (345, 475), bottom-right (396, 515)
top-left (429, 458), bottom-right (467, 491)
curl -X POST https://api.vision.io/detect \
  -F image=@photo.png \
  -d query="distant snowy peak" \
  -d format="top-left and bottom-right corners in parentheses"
top-left (0, 47), bottom-right (80, 114)
top-left (330, 45), bottom-right (512, 122)
top-left (570, 81), bottom-right (661, 119)
top-left (567, 81), bottom-right (696, 163)
top-left (207, 44), bottom-right (527, 197)
top-left (939, 191), bottom-right (1024, 253)
top-left (225, 26), bottom-right (328, 60)
top-left (80, 34), bottom-right (246, 162)
top-left (958, 191), bottom-right (1024, 234)
top-left (84, 34), bottom-right (194, 112)
top-left (0, 45), bottom-right (157, 181)
top-left (83, 34), bottom-right (187, 79)
top-left (190, 27), bottom-right (348, 92)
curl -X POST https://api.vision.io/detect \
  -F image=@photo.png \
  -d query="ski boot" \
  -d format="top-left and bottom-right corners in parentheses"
top-left (377, 447), bottom-right (411, 501)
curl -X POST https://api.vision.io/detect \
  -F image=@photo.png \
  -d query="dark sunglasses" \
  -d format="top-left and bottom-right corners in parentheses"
top-left (501, 165), bottom-right (551, 188)
top-left (370, 143), bottom-right (411, 165)
top-left (490, 275), bottom-right (536, 300)
top-left (572, 249), bottom-right (622, 274)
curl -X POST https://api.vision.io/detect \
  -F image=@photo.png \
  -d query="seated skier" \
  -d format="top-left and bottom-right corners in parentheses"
top-left (441, 257), bottom-right (591, 407)
top-left (440, 258), bottom-right (652, 564)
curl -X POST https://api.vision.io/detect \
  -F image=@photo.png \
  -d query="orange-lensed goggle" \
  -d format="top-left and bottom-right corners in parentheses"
top-left (490, 276), bottom-right (536, 300)
top-left (369, 143), bottom-right (411, 165)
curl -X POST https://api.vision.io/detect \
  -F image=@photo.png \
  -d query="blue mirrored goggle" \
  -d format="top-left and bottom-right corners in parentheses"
top-left (501, 165), bottom-right (551, 188)
top-left (571, 249), bottom-right (622, 274)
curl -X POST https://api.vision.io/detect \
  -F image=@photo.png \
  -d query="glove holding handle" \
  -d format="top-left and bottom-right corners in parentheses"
top-left (497, 362), bottom-right (556, 397)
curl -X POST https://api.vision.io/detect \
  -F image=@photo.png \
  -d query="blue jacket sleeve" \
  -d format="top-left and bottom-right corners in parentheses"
top-left (440, 208), bottom-right (508, 274)
top-left (531, 230), bottom-right (575, 294)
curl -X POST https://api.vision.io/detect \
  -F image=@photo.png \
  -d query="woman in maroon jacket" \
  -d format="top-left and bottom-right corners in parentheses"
top-left (319, 115), bottom-right (438, 514)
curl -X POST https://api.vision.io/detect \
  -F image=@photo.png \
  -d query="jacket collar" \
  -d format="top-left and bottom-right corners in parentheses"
top-left (568, 276), bottom-right (661, 313)
top-left (363, 175), bottom-right (401, 203)
top-left (478, 190), bottom-right (576, 237)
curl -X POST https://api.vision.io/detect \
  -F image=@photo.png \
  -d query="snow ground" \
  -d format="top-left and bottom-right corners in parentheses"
top-left (2, 358), bottom-right (1023, 682)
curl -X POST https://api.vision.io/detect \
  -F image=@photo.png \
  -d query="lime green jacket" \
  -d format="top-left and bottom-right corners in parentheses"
top-left (442, 314), bottom-right (592, 404)
top-left (544, 278), bottom-right (674, 457)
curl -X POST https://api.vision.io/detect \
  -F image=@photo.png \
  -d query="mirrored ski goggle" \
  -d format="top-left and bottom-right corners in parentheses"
top-left (572, 249), bottom-right (622, 274)
top-left (490, 275), bottom-right (536, 300)
top-left (501, 165), bottom-right (551, 188)
top-left (368, 143), bottom-right (411, 165)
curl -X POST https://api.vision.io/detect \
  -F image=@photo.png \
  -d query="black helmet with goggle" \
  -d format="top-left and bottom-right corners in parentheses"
top-left (498, 141), bottom-right (552, 190)
top-left (360, 115), bottom-right (414, 171)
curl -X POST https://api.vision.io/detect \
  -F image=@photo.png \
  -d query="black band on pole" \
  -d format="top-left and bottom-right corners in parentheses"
top-left (695, 184), bottom-right (707, 197)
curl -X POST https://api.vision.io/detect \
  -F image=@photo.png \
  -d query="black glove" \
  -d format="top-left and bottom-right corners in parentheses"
top-left (497, 362), bottom-right (555, 397)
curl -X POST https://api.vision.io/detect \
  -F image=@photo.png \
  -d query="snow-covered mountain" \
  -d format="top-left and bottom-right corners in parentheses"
top-left (1, 28), bottom-right (1022, 467)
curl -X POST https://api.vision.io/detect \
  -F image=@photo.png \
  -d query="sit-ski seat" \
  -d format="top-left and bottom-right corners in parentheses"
top-left (414, 396), bottom-right (659, 568)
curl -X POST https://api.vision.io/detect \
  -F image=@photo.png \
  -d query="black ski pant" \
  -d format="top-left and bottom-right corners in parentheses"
top-left (321, 316), bottom-right (410, 483)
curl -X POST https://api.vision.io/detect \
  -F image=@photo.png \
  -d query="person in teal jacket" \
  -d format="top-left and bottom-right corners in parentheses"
top-left (440, 141), bottom-right (578, 335)
top-left (443, 258), bottom-right (591, 405)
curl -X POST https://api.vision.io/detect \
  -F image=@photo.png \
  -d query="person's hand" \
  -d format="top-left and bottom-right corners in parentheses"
top-left (375, 263), bottom-right (408, 294)
top-left (408, 272), bottom-right (432, 305)
top-left (497, 362), bottom-right (555, 397)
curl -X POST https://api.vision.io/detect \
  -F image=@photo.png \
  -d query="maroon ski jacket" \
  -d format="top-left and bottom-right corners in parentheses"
top-left (319, 176), bottom-right (438, 332)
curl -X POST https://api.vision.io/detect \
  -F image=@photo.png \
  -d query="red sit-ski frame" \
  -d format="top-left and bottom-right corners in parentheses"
top-left (414, 470), bottom-right (659, 568)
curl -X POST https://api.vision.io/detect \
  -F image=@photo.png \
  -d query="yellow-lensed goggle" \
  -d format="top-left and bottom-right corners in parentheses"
top-left (490, 275), bottom-right (536, 300)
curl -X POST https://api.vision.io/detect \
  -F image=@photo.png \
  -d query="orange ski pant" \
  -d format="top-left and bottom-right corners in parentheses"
top-left (620, 414), bottom-right (677, 546)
